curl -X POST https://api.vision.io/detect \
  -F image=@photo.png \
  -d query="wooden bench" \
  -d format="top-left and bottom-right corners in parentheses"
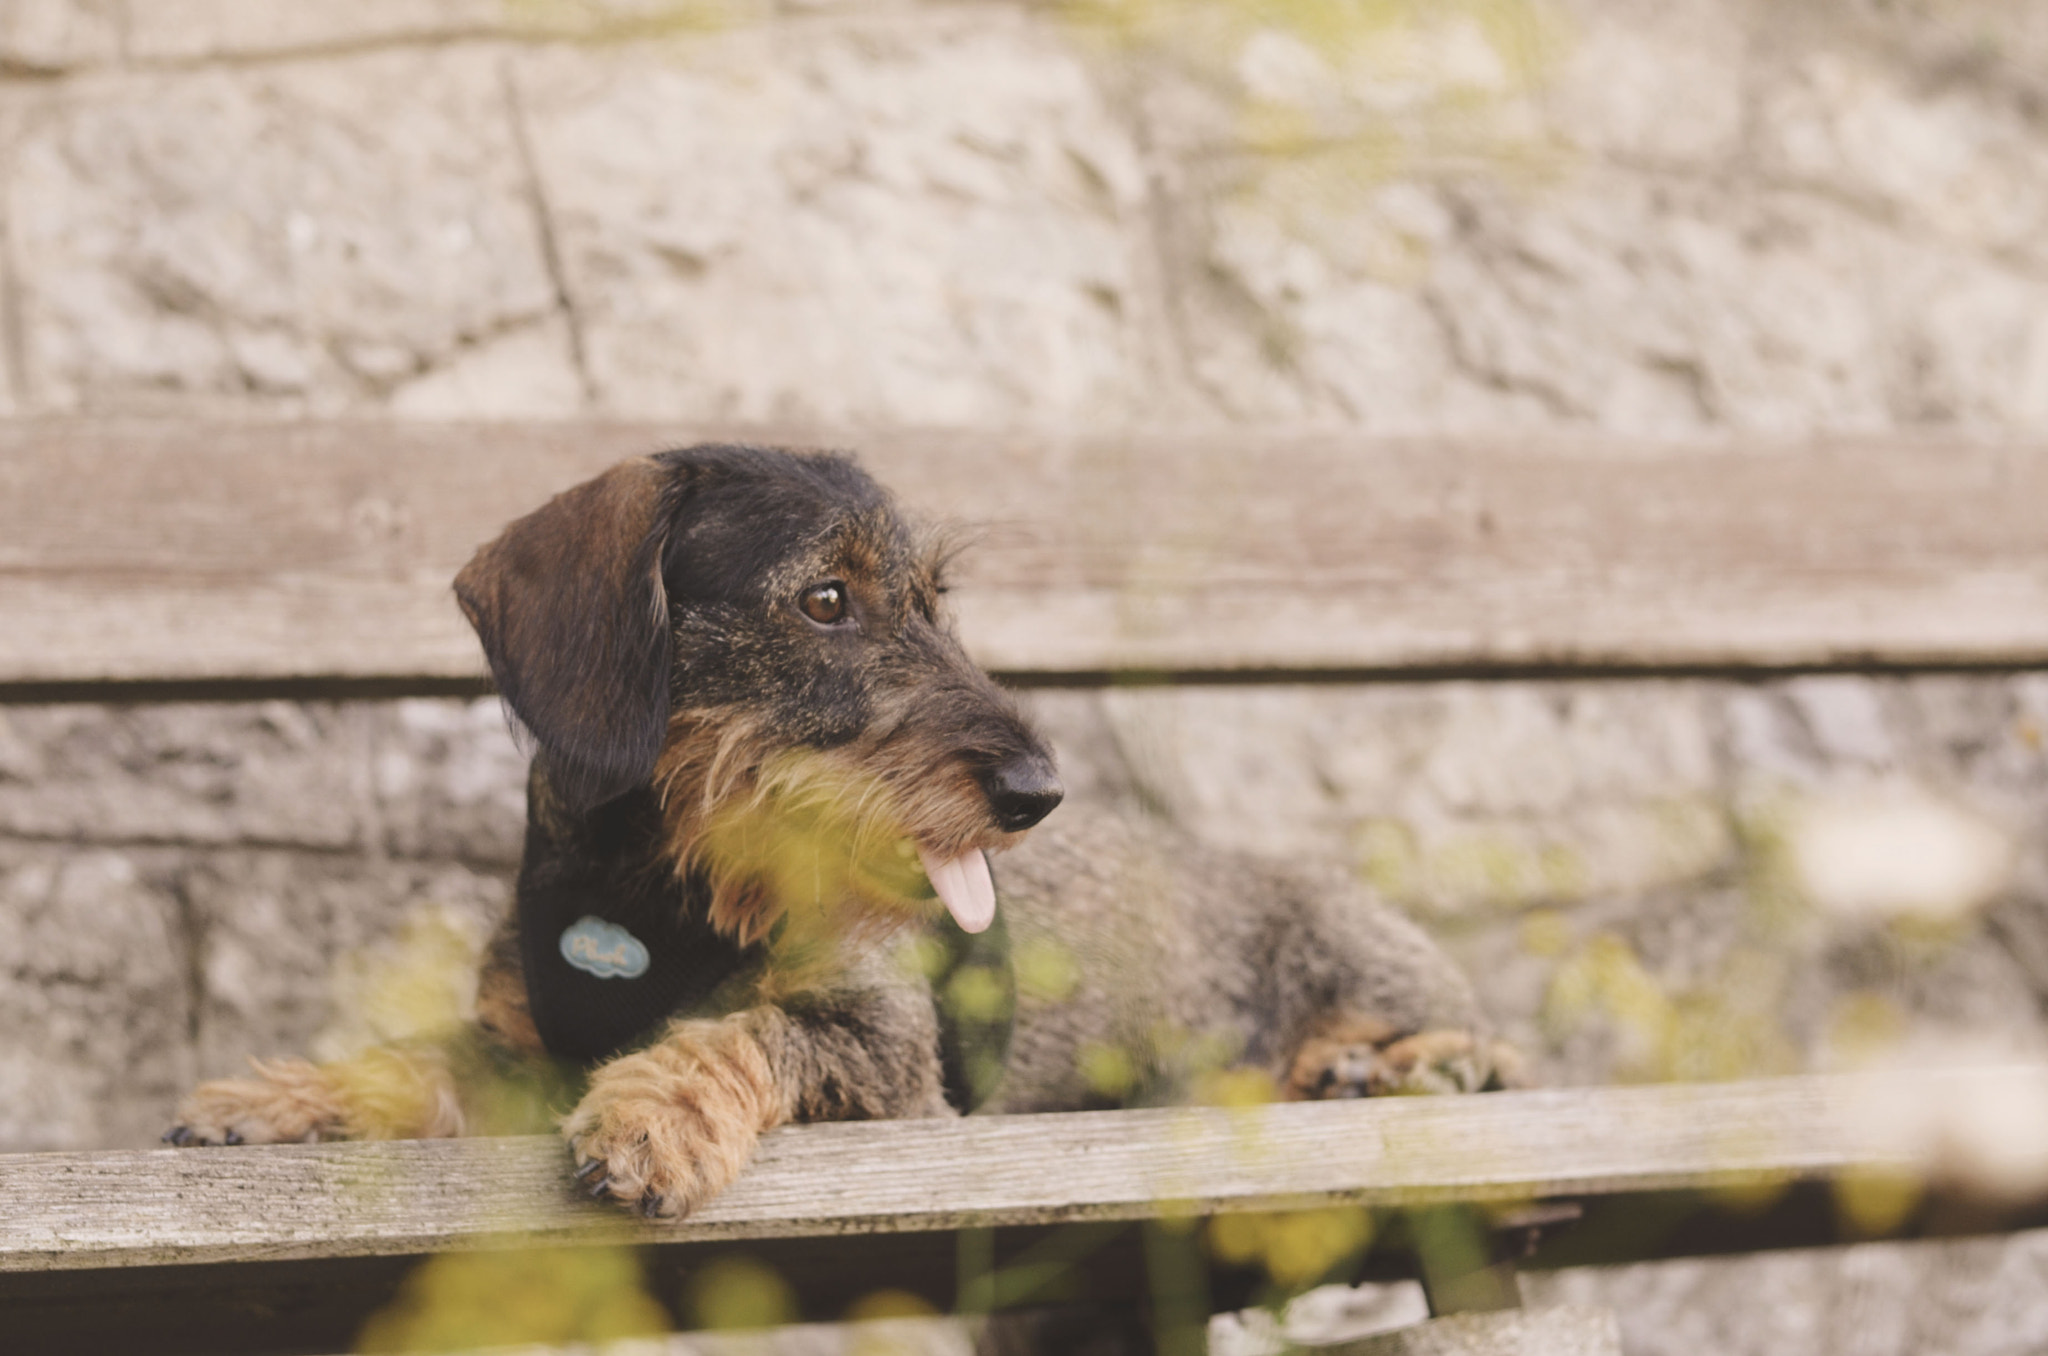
top-left (5, 420), bottom-right (2048, 1353)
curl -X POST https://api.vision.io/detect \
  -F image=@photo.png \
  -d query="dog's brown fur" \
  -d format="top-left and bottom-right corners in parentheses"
top-left (168, 445), bottom-right (1505, 1220)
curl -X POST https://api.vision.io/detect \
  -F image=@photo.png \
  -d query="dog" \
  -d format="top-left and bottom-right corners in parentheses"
top-left (166, 445), bottom-right (1502, 1220)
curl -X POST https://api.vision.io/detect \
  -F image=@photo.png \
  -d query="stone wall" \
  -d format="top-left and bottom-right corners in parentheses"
top-left (5, 1), bottom-right (2048, 1351)
top-left (7, 0), bottom-right (2048, 431)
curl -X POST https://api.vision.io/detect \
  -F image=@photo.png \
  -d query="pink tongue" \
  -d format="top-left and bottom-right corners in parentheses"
top-left (916, 845), bottom-right (996, 934)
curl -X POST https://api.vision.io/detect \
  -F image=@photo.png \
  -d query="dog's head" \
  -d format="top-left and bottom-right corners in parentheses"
top-left (454, 445), bottom-right (1062, 943)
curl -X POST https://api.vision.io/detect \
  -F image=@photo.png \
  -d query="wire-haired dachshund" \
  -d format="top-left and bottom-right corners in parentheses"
top-left (169, 446), bottom-right (1504, 1219)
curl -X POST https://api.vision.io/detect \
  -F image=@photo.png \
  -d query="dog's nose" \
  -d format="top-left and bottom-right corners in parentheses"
top-left (979, 755), bottom-right (1064, 832)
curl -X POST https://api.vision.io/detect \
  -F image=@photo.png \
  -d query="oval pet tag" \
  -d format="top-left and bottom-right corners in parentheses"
top-left (559, 916), bottom-right (651, 980)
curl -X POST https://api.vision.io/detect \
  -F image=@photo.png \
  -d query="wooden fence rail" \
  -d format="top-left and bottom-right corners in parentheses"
top-left (5, 421), bottom-right (2046, 692)
top-left (6, 1072), bottom-right (2048, 1353)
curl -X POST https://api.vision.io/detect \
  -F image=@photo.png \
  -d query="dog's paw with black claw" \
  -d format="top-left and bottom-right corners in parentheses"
top-left (164, 1059), bottom-right (346, 1147)
top-left (559, 1037), bottom-right (774, 1221)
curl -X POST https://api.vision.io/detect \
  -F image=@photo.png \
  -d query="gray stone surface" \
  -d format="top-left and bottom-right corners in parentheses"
top-left (4, 1), bottom-right (2043, 430)
top-left (0, 699), bottom-right (521, 1149)
top-left (0, 697), bottom-right (530, 861)
top-left (370, 698), bottom-right (531, 865)
top-left (512, 15), bottom-right (1162, 426)
top-left (117, 0), bottom-right (802, 64)
top-left (182, 849), bottom-right (509, 1078)
top-left (1182, 157), bottom-right (2048, 433)
top-left (479, 1317), bottom-right (974, 1356)
top-left (123, 0), bottom-right (507, 62)
top-left (1119, 0), bottom-right (2048, 433)
top-left (0, 701), bottom-right (371, 849)
top-left (6, 47), bottom-right (566, 415)
top-left (0, 841), bottom-right (193, 1153)
top-left (0, 0), bottom-right (122, 72)
top-left (1323, 1305), bottom-right (1621, 1356)
top-left (1528, 1230), bottom-right (2048, 1356)
top-left (0, 829), bottom-right (512, 1151)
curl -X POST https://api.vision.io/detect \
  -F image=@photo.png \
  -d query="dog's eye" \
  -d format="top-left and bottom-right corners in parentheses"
top-left (800, 582), bottom-right (848, 626)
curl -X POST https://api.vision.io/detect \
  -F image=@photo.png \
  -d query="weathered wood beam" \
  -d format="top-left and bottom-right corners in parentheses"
top-left (4, 421), bottom-right (2046, 689)
top-left (8, 1074), bottom-right (2048, 1355)
top-left (8, 1072), bottom-right (2044, 1275)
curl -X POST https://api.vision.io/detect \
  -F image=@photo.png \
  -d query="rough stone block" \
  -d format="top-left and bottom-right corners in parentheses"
top-left (0, 294), bottom-right (16, 420)
top-left (0, 692), bottom-right (535, 859)
top-left (0, 837), bottom-right (513, 1150)
top-left (123, 0), bottom-right (506, 61)
top-left (0, 843), bottom-right (195, 1153)
top-left (1319, 1305), bottom-right (1622, 1356)
top-left (1547, 0), bottom-right (1745, 164)
top-left (121, 0), bottom-right (803, 61)
top-left (1091, 0), bottom-right (1589, 426)
top-left (1170, 167), bottom-right (1557, 429)
top-left (1752, 6), bottom-right (2048, 274)
top-left (1527, 1230), bottom-right (2048, 1356)
top-left (1213, 1280), bottom-right (1431, 1353)
top-left (512, 14), bottom-right (1159, 425)
top-left (0, 0), bottom-right (121, 71)
top-left (1424, 173), bottom-right (2048, 433)
top-left (1144, 0), bottom-right (2048, 434)
top-left (181, 850), bottom-right (511, 1082)
top-left (372, 697), bottom-right (531, 865)
top-left (6, 48), bottom-right (563, 414)
top-left (0, 702), bottom-right (371, 849)
top-left (385, 313), bottom-right (586, 418)
top-left (1110, 0), bottom-right (1556, 162)
top-left (0, 88), bottom-right (27, 420)
top-left (1026, 682), bottom-right (1728, 910)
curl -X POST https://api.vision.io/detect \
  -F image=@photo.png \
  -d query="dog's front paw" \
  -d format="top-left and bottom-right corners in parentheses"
top-left (1287, 1026), bottom-right (1502, 1100)
top-left (562, 1018), bottom-right (786, 1220)
top-left (1365, 1029), bottom-right (1489, 1095)
top-left (164, 1059), bottom-right (346, 1146)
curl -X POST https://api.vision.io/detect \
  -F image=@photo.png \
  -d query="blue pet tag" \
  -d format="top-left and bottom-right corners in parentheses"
top-left (559, 916), bottom-right (651, 980)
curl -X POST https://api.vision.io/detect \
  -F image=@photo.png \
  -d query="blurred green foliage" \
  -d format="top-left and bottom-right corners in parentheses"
top-left (355, 1246), bottom-right (667, 1351)
top-left (684, 1255), bottom-right (800, 1330)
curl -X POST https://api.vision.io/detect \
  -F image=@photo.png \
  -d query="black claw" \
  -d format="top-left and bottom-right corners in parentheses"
top-left (574, 1158), bottom-right (606, 1184)
top-left (223, 1129), bottom-right (243, 1146)
top-left (585, 1173), bottom-right (612, 1199)
top-left (163, 1126), bottom-right (193, 1146)
top-left (639, 1194), bottom-right (665, 1220)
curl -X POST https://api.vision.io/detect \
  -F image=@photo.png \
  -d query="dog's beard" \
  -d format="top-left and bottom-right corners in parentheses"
top-left (654, 710), bottom-right (1007, 949)
top-left (694, 767), bottom-right (930, 947)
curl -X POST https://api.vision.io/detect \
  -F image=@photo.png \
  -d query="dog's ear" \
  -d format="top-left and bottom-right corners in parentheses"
top-left (455, 457), bottom-right (677, 813)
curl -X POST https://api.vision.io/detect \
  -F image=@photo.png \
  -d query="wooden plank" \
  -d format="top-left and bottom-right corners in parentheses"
top-left (2, 420), bottom-right (2046, 686)
top-left (7, 1072), bottom-right (2048, 1356)
top-left (7, 1071), bottom-right (2043, 1275)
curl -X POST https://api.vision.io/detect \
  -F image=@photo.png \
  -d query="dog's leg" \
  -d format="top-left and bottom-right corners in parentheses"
top-left (165, 1044), bottom-right (465, 1146)
top-left (565, 986), bottom-right (948, 1219)
top-left (474, 909), bottom-right (546, 1056)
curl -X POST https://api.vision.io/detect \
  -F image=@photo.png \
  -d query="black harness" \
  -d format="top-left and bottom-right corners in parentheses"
top-left (518, 863), bottom-right (1013, 1115)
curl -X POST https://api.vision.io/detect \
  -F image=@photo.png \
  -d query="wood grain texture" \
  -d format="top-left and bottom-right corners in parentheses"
top-left (8, 1071), bottom-right (2041, 1274)
top-left (4, 420), bottom-right (2046, 685)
